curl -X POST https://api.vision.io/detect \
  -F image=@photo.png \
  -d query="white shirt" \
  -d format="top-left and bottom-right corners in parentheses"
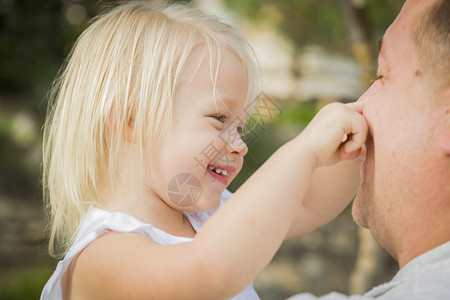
top-left (40, 189), bottom-right (260, 300)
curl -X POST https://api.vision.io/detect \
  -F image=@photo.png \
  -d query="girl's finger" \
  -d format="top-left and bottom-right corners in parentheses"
top-left (346, 101), bottom-right (365, 114)
top-left (344, 115), bottom-right (368, 154)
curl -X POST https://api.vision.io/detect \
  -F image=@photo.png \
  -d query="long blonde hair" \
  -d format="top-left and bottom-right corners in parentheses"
top-left (43, 1), bottom-right (261, 258)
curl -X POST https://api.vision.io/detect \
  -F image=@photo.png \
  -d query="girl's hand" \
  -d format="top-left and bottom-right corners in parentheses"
top-left (297, 102), bottom-right (368, 168)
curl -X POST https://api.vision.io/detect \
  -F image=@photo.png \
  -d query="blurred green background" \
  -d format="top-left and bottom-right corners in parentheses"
top-left (0, 0), bottom-right (404, 299)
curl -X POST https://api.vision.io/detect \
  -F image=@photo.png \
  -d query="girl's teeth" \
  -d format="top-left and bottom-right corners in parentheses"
top-left (208, 166), bottom-right (229, 176)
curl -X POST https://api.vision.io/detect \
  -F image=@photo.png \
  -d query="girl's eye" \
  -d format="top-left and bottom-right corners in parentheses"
top-left (237, 126), bottom-right (244, 135)
top-left (213, 115), bottom-right (226, 123)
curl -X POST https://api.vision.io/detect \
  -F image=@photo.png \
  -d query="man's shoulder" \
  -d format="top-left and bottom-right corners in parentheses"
top-left (369, 242), bottom-right (450, 299)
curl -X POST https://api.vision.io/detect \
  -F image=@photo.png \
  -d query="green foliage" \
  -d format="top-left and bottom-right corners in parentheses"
top-left (0, 107), bottom-right (40, 198)
top-left (224, 0), bottom-right (263, 20)
top-left (277, 100), bottom-right (317, 126)
top-left (278, 1), bottom-right (348, 52)
top-left (365, 0), bottom-right (404, 45)
top-left (1, 1), bottom-right (64, 101)
top-left (0, 261), bottom-right (55, 300)
top-left (226, 0), bottom-right (347, 51)
top-left (225, 0), bottom-right (403, 54)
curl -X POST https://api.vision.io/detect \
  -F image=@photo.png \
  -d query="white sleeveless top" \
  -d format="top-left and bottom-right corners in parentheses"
top-left (40, 190), bottom-right (260, 300)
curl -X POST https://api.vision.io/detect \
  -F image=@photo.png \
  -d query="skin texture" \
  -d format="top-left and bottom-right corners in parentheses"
top-left (151, 47), bottom-right (249, 213)
top-left (97, 48), bottom-right (249, 237)
top-left (62, 47), bottom-right (368, 299)
top-left (352, 0), bottom-right (450, 268)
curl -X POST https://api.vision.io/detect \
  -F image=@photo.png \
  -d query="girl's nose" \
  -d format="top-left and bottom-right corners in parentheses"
top-left (225, 135), bottom-right (248, 157)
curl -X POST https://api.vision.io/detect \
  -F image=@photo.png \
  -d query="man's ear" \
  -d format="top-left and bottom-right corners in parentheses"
top-left (440, 135), bottom-right (450, 156)
top-left (105, 105), bottom-right (135, 143)
top-left (438, 90), bottom-right (450, 155)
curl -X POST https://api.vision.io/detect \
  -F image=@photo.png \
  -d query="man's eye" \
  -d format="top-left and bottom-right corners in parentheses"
top-left (372, 75), bottom-right (384, 82)
top-left (213, 115), bottom-right (226, 123)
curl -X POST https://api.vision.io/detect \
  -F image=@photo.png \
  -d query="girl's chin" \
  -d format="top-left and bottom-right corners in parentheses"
top-left (176, 190), bottom-right (222, 212)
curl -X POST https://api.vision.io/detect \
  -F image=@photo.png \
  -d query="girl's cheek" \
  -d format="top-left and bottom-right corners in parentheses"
top-left (357, 79), bottom-right (382, 103)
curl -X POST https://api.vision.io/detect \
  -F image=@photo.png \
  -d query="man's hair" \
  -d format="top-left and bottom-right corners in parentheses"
top-left (414, 0), bottom-right (450, 87)
top-left (414, 0), bottom-right (450, 88)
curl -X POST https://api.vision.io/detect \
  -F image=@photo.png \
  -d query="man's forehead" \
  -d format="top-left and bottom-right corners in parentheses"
top-left (395, 0), bottom-right (435, 26)
top-left (379, 0), bottom-right (433, 59)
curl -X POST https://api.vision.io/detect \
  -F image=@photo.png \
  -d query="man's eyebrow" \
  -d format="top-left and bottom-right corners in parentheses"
top-left (378, 36), bottom-right (384, 54)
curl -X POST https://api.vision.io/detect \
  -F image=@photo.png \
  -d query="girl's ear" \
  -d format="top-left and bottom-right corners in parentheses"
top-left (125, 117), bottom-right (135, 143)
top-left (105, 105), bottom-right (136, 143)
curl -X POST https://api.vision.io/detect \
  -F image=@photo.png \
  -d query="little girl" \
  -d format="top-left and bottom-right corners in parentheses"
top-left (41, 2), bottom-right (367, 299)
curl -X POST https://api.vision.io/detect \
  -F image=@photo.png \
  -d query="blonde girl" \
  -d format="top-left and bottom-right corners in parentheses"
top-left (41, 1), bottom-right (367, 299)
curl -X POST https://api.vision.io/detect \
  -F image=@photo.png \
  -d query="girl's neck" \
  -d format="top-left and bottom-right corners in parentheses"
top-left (97, 170), bottom-right (196, 238)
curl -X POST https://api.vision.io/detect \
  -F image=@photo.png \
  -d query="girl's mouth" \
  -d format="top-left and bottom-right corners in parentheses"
top-left (208, 165), bottom-right (229, 176)
top-left (207, 165), bottom-right (235, 185)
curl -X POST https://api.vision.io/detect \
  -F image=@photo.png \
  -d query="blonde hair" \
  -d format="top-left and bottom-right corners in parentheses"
top-left (43, 1), bottom-right (261, 258)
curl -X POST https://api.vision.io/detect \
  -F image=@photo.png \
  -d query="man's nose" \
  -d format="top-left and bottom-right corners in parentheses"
top-left (357, 79), bottom-right (381, 104)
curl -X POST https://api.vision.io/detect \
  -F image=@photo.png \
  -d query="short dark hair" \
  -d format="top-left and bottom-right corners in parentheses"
top-left (414, 0), bottom-right (450, 88)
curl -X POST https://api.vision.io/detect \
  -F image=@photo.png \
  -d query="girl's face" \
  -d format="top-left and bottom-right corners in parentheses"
top-left (150, 48), bottom-right (249, 212)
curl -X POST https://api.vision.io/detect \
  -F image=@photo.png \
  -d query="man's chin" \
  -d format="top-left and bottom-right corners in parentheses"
top-left (351, 193), bottom-right (369, 229)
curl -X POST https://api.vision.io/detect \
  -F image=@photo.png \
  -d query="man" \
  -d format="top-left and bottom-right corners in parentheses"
top-left (290, 0), bottom-right (450, 299)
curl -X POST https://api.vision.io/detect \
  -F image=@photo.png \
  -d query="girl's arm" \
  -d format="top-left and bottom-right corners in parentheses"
top-left (285, 156), bottom-right (362, 239)
top-left (285, 102), bottom-right (365, 239)
top-left (68, 102), bottom-right (367, 300)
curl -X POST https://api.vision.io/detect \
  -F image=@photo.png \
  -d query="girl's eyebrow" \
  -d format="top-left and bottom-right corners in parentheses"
top-left (213, 94), bottom-right (237, 115)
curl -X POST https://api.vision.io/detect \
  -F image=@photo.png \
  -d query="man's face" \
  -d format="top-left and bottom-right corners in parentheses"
top-left (352, 0), bottom-right (449, 257)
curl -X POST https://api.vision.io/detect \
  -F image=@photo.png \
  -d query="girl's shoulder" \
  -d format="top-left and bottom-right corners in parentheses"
top-left (40, 206), bottom-right (191, 299)
top-left (41, 189), bottom-right (235, 300)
